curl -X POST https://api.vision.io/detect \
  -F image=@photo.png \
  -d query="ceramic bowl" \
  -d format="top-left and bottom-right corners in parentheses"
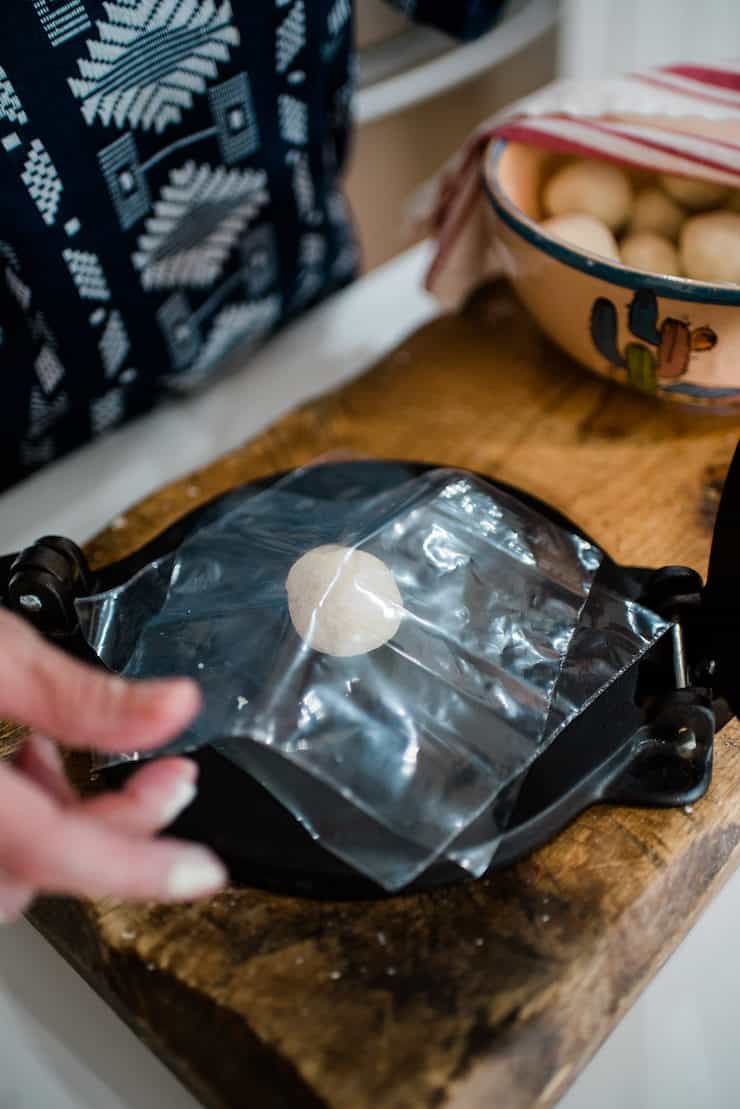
top-left (483, 139), bottom-right (740, 407)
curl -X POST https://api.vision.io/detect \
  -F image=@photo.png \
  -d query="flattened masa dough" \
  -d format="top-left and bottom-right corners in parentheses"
top-left (286, 544), bottom-right (403, 657)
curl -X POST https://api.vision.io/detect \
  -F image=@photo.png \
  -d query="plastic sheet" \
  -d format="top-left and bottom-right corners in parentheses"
top-left (77, 465), bottom-right (668, 890)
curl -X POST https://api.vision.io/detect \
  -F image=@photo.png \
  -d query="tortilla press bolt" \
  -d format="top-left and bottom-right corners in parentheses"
top-left (7, 536), bottom-right (90, 637)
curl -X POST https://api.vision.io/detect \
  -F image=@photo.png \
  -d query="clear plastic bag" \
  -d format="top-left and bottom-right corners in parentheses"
top-left (444, 579), bottom-right (669, 876)
top-left (77, 464), bottom-right (668, 890)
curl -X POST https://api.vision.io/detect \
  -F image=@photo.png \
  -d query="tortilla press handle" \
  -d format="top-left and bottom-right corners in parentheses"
top-left (701, 437), bottom-right (740, 717)
top-left (4, 537), bottom-right (90, 638)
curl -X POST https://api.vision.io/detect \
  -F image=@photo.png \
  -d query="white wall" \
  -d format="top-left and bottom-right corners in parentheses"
top-left (560, 0), bottom-right (740, 79)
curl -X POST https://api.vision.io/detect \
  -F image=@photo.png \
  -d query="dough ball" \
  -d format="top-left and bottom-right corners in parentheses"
top-left (630, 186), bottom-right (685, 240)
top-left (543, 159), bottom-right (633, 230)
top-left (620, 232), bottom-right (682, 276)
top-left (680, 210), bottom-right (740, 284)
top-left (540, 214), bottom-right (620, 260)
top-left (659, 174), bottom-right (731, 211)
top-left (286, 544), bottom-right (403, 658)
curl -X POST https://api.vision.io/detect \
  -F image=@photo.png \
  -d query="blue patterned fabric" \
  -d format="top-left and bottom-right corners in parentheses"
top-left (0, 1), bottom-right (502, 488)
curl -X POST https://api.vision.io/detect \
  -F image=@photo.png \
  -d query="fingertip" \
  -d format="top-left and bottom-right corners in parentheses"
top-left (116, 678), bottom-right (202, 751)
top-left (156, 757), bottom-right (199, 785)
top-left (125, 756), bottom-right (198, 790)
top-left (165, 848), bottom-right (228, 901)
top-left (160, 777), bottom-right (198, 827)
top-left (109, 755), bottom-right (201, 831)
top-left (0, 884), bottom-right (34, 924)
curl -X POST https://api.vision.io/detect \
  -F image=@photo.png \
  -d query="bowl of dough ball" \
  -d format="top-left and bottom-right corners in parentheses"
top-left (483, 140), bottom-right (740, 406)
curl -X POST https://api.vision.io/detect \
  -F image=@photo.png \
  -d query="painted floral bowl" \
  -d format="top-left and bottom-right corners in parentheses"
top-left (483, 139), bottom-right (740, 408)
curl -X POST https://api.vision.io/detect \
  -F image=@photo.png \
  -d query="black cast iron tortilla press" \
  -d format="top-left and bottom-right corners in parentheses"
top-left (2, 443), bottom-right (739, 900)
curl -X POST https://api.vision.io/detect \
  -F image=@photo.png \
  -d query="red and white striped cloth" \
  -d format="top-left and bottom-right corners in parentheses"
top-left (418, 61), bottom-right (740, 306)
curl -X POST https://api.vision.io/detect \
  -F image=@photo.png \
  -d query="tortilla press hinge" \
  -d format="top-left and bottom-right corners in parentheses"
top-left (601, 564), bottom-right (716, 809)
top-left (3, 536), bottom-right (90, 638)
top-left (644, 564), bottom-right (705, 686)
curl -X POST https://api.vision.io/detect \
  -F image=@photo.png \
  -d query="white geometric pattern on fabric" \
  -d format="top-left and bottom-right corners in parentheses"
top-left (173, 293), bottom-right (280, 387)
top-left (90, 387), bottom-right (125, 434)
top-left (35, 345), bottom-right (66, 394)
top-left (98, 133), bottom-right (152, 230)
top-left (29, 386), bottom-right (69, 438)
top-left (157, 290), bottom-right (202, 370)
top-left (1, 247), bottom-right (68, 402)
top-left (293, 233), bottom-right (325, 309)
top-left (240, 224), bottom-right (278, 297)
top-left (21, 140), bottom-right (64, 227)
top-left (332, 239), bottom-right (359, 281)
top-left (327, 188), bottom-right (349, 227)
top-left (31, 0), bottom-right (91, 47)
top-left (327, 189), bottom-right (358, 280)
top-left (99, 309), bottom-right (131, 378)
top-left (298, 232), bottom-right (325, 268)
top-left (0, 66), bottom-right (28, 128)
top-left (278, 94), bottom-right (307, 145)
top-left (327, 0), bottom-right (351, 36)
top-left (0, 241), bottom-right (20, 272)
top-left (132, 161), bottom-right (268, 289)
top-left (276, 1), bottom-right (306, 74)
top-left (293, 267), bottom-right (322, 308)
top-left (209, 73), bottom-right (260, 165)
top-left (288, 150), bottom-right (315, 220)
top-left (63, 249), bottom-right (112, 301)
top-left (5, 267), bottom-right (32, 311)
top-left (68, 0), bottom-right (240, 133)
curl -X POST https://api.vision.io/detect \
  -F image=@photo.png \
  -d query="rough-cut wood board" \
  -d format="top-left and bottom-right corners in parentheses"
top-left (9, 281), bottom-right (740, 1109)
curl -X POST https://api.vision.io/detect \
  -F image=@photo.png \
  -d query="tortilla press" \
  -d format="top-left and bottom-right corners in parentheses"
top-left (2, 443), bottom-right (739, 900)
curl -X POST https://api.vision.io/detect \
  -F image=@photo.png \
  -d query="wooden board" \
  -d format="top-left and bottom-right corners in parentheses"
top-left (8, 280), bottom-right (740, 1109)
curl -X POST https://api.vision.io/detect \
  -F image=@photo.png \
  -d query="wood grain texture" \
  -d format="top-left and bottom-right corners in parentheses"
top-left (19, 281), bottom-right (740, 1109)
top-left (0, 722), bottom-right (27, 760)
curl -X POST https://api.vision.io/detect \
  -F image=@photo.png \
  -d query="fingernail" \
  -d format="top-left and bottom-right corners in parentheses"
top-left (31, 735), bottom-right (64, 771)
top-left (160, 778), bottom-right (197, 827)
top-left (166, 852), bottom-right (227, 899)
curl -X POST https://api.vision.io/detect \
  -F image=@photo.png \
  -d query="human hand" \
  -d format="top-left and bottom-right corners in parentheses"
top-left (0, 610), bottom-right (227, 922)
